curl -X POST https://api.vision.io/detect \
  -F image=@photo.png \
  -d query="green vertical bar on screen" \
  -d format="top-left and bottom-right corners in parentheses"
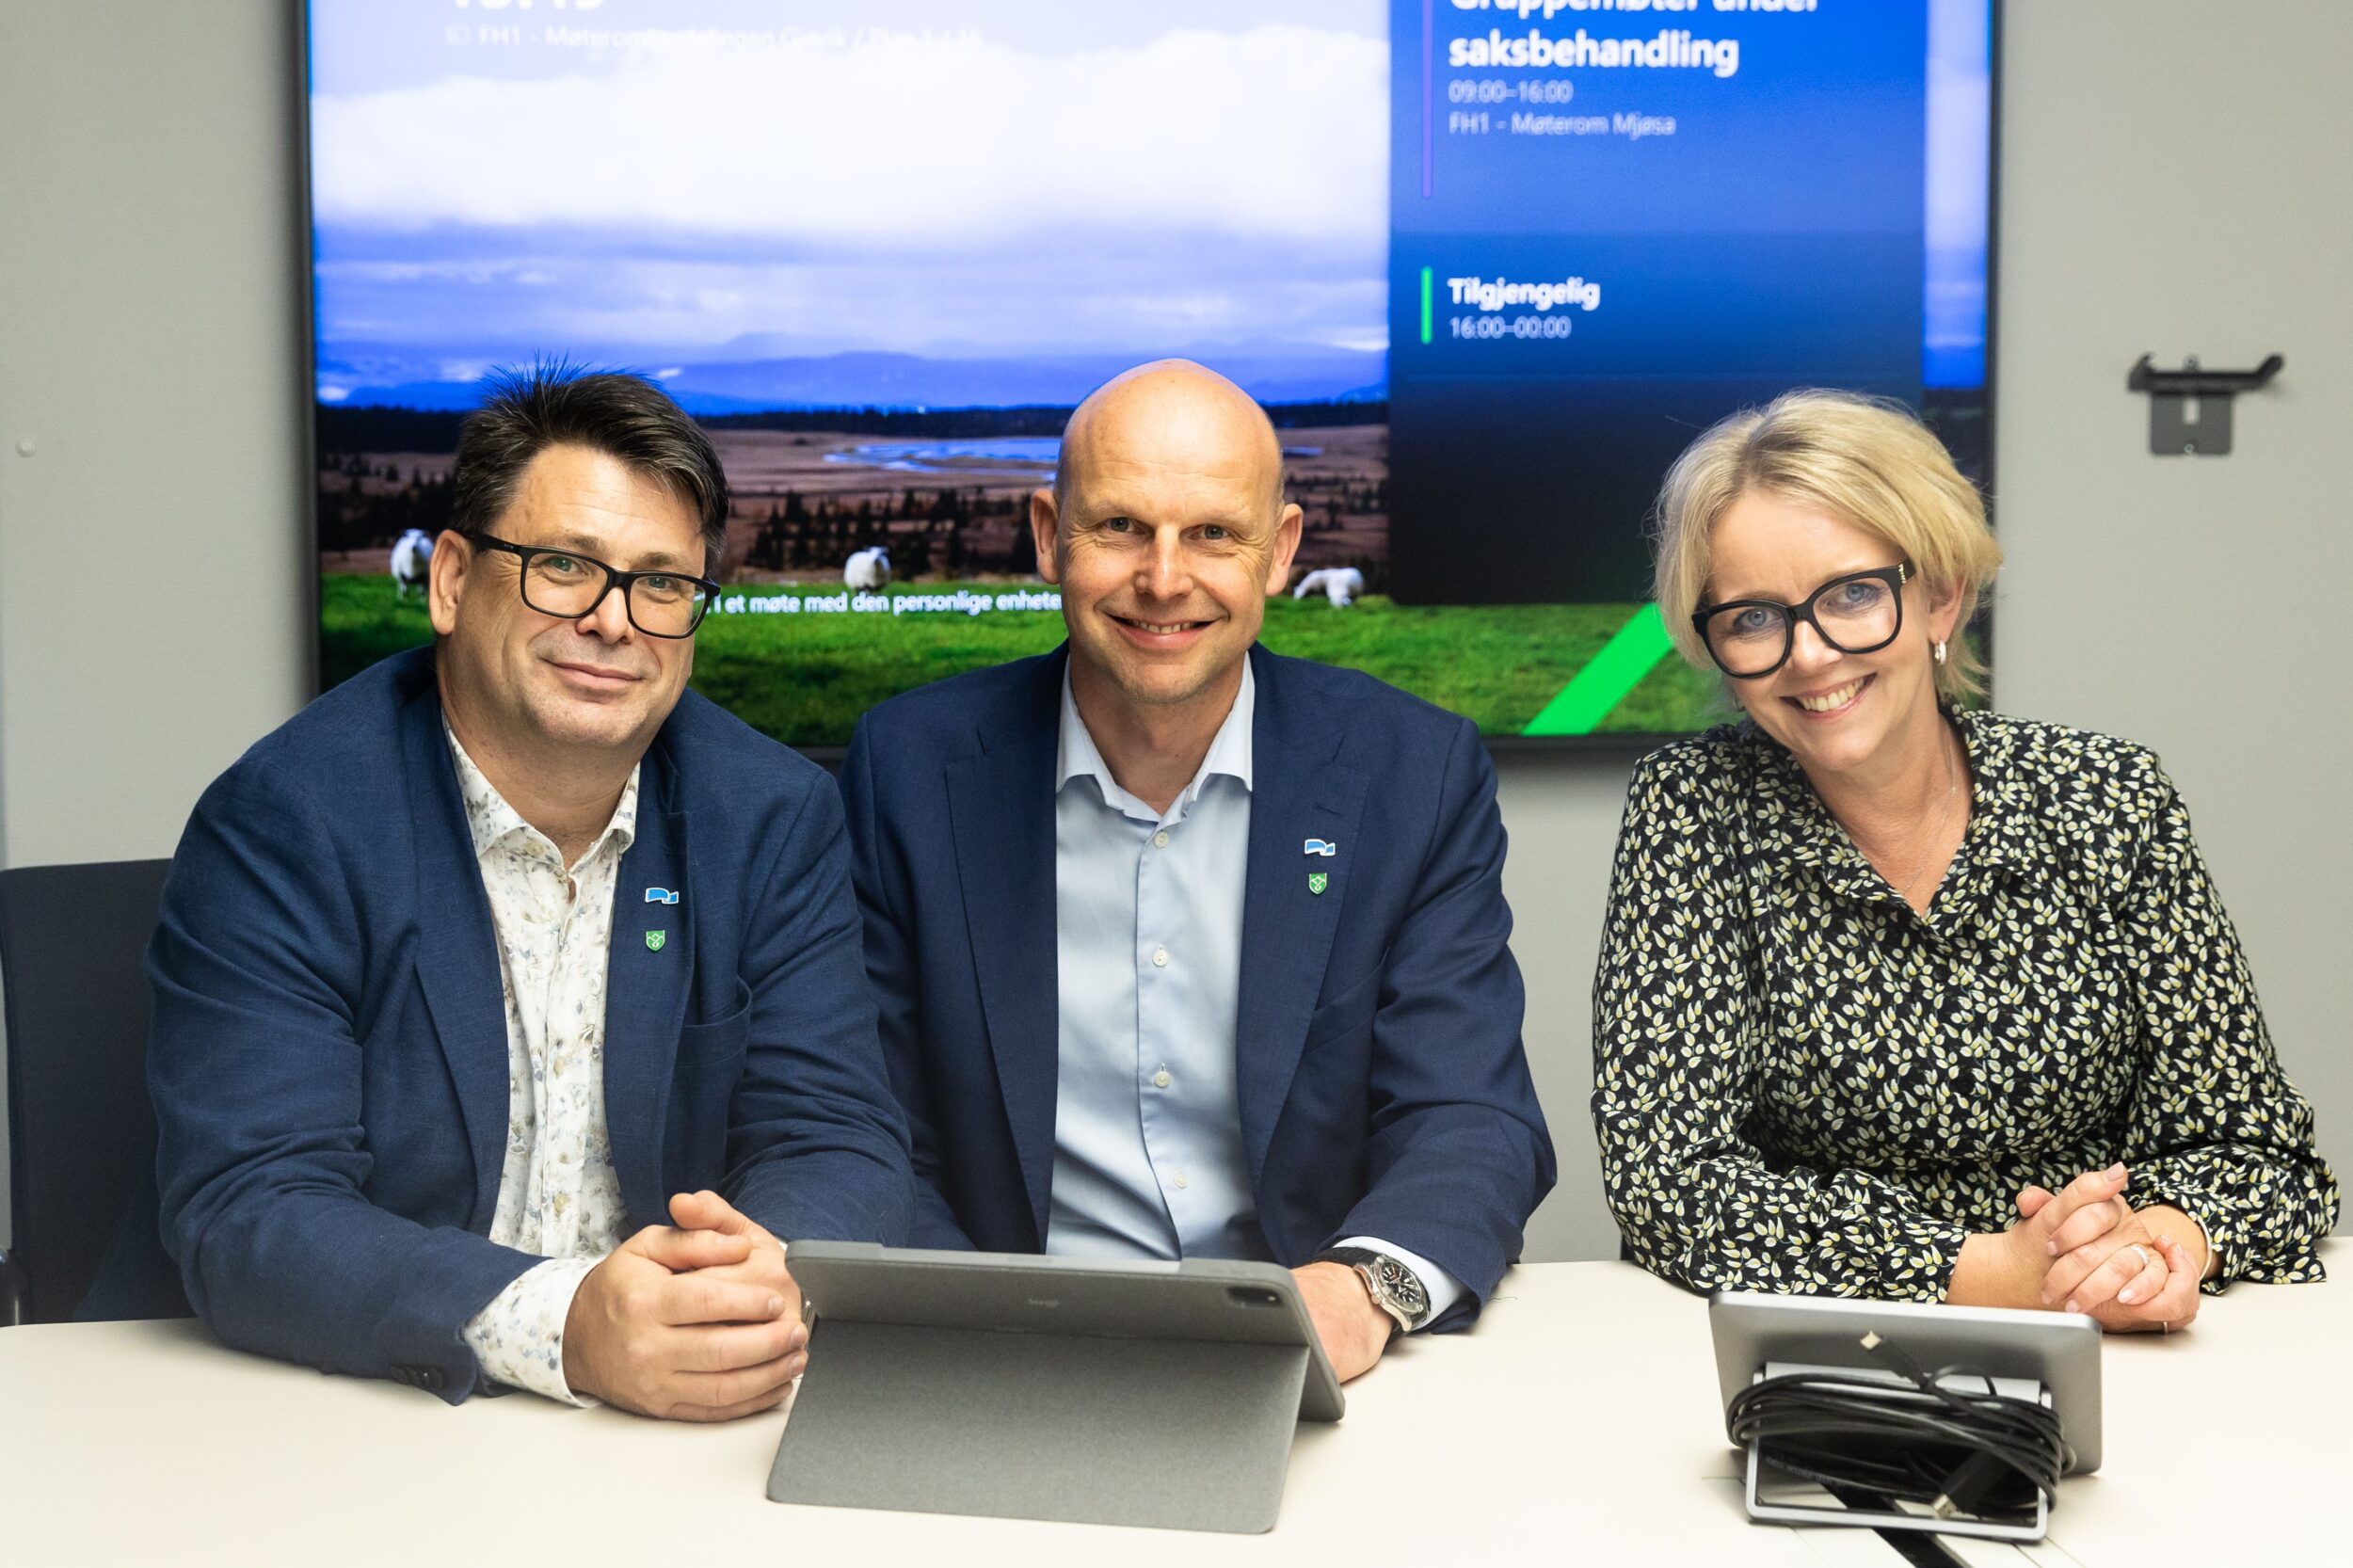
top-left (1419, 266), bottom-right (1433, 344)
top-left (1522, 603), bottom-right (1676, 735)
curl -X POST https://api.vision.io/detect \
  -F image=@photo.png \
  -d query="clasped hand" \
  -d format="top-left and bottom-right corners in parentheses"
top-left (561, 1189), bottom-right (807, 1421)
top-left (2004, 1164), bottom-right (2204, 1334)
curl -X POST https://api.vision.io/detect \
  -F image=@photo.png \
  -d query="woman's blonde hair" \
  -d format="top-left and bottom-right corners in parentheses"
top-left (1651, 390), bottom-right (2002, 699)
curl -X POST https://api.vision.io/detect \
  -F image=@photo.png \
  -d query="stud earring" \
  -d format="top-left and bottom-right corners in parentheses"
top-left (1932, 640), bottom-right (1948, 666)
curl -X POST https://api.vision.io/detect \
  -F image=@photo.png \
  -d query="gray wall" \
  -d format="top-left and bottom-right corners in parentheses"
top-left (1497, 752), bottom-right (1642, 1261)
top-left (1982, 1), bottom-right (2353, 1242)
top-left (0, 4), bottom-right (312, 863)
top-left (1, 1), bottom-right (2344, 1260)
top-left (0, 0), bottom-right (313, 1246)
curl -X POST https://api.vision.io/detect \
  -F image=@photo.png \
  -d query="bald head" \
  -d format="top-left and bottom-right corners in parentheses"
top-left (1029, 358), bottom-right (1305, 730)
top-left (1052, 360), bottom-right (1287, 520)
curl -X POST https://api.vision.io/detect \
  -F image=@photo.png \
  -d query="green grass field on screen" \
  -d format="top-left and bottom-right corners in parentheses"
top-left (320, 573), bottom-right (1724, 746)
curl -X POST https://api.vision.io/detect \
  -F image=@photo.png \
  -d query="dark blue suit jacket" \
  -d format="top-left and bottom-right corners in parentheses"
top-left (147, 648), bottom-right (913, 1400)
top-left (839, 645), bottom-right (1554, 1326)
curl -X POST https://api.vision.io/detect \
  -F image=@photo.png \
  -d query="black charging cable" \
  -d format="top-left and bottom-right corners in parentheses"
top-left (1724, 1334), bottom-right (2073, 1527)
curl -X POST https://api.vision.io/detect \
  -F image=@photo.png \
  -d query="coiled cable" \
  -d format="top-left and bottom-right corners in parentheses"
top-left (1724, 1336), bottom-right (2073, 1525)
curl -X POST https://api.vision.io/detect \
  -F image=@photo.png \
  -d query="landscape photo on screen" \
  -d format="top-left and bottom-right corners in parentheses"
top-left (310, 0), bottom-right (1990, 747)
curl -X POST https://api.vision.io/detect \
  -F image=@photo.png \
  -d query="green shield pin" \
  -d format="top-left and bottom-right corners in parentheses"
top-left (1307, 871), bottom-right (1328, 896)
top-left (646, 929), bottom-right (667, 952)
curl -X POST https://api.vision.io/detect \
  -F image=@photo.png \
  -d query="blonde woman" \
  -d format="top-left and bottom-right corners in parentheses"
top-left (1592, 390), bottom-right (2337, 1332)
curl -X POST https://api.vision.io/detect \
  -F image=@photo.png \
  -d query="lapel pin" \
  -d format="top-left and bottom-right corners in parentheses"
top-left (1304, 838), bottom-right (1337, 857)
top-left (645, 887), bottom-right (680, 904)
top-left (646, 929), bottom-right (667, 952)
top-left (1308, 872), bottom-right (1328, 896)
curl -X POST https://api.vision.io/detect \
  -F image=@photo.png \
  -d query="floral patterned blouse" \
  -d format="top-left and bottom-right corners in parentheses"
top-left (1592, 708), bottom-right (2339, 1300)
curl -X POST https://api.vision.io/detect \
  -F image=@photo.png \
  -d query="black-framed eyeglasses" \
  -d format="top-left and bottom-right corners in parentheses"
top-left (1692, 561), bottom-right (1913, 680)
top-left (463, 531), bottom-right (719, 639)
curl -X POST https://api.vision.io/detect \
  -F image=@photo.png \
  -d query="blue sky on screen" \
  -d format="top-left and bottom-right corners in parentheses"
top-left (310, 0), bottom-right (1389, 408)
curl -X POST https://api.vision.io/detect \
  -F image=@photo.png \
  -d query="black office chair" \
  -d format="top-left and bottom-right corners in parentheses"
top-left (0, 857), bottom-right (188, 1324)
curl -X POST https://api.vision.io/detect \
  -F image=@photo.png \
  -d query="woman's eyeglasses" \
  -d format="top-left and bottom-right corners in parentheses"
top-left (1692, 562), bottom-right (1913, 680)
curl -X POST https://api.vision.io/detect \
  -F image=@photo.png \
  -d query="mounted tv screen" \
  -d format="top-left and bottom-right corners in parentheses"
top-left (309, 0), bottom-right (1993, 746)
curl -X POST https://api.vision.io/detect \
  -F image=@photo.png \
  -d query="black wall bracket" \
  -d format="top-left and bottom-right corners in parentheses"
top-left (2127, 353), bottom-right (2283, 456)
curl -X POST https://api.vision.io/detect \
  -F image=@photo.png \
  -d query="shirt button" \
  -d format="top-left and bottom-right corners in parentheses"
top-left (1151, 947), bottom-right (1168, 968)
top-left (1152, 830), bottom-right (1170, 849)
top-left (1153, 1069), bottom-right (1172, 1089)
top-left (1172, 1172), bottom-right (1190, 1190)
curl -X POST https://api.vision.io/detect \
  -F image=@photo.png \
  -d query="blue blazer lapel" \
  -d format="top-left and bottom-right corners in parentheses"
top-left (604, 761), bottom-right (694, 1229)
top-left (1235, 648), bottom-right (1368, 1188)
top-left (944, 652), bottom-right (1064, 1247)
top-left (399, 684), bottom-right (511, 1232)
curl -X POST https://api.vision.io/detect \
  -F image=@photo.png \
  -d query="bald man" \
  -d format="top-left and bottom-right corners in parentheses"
top-left (838, 361), bottom-right (1554, 1381)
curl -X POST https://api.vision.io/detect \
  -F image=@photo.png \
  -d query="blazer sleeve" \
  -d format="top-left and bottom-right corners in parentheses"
top-left (149, 763), bottom-right (538, 1403)
top-left (1591, 751), bottom-right (1969, 1300)
top-left (1330, 717), bottom-right (1556, 1327)
top-left (2116, 768), bottom-right (2340, 1288)
top-left (837, 718), bottom-right (980, 1248)
top-left (724, 771), bottom-right (918, 1247)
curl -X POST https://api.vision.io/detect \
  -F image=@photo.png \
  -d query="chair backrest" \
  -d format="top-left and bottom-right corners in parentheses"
top-left (0, 858), bottom-right (174, 1323)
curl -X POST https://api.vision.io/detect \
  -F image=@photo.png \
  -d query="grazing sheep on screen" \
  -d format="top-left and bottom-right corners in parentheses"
top-left (391, 529), bottom-right (434, 600)
top-left (1292, 567), bottom-right (1362, 607)
top-left (844, 547), bottom-right (893, 591)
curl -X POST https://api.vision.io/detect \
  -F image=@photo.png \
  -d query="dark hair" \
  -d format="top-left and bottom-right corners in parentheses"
top-left (450, 362), bottom-right (730, 573)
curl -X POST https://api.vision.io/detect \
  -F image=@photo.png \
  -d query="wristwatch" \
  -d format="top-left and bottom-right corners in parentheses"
top-left (1314, 1246), bottom-right (1431, 1336)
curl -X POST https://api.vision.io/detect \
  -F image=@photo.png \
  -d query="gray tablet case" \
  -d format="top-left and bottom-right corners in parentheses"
top-left (1710, 1291), bottom-right (2103, 1544)
top-left (766, 1243), bottom-right (1345, 1534)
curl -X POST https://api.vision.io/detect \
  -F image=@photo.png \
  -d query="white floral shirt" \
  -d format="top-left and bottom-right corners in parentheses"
top-left (448, 725), bottom-right (638, 1404)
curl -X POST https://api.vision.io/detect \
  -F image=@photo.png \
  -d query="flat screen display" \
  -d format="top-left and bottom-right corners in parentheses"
top-left (309, 0), bottom-right (1993, 746)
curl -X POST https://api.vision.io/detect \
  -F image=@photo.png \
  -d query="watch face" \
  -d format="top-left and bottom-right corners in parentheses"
top-left (1373, 1256), bottom-right (1429, 1316)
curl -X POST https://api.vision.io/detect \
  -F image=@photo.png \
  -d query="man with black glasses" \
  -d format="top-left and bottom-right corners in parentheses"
top-left (144, 366), bottom-right (913, 1417)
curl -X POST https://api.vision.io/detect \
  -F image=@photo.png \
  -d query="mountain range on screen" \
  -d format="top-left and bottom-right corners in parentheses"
top-left (315, 346), bottom-right (1389, 414)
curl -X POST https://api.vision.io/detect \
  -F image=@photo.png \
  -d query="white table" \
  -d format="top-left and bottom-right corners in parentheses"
top-left (2, 1246), bottom-right (2340, 1565)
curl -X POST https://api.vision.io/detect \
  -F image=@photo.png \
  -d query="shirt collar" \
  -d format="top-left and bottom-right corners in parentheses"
top-left (1945, 708), bottom-right (2051, 876)
top-left (1056, 658), bottom-right (1256, 823)
top-left (1737, 705), bottom-right (2046, 913)
top-left (443, 721), bottom-right (640, 872)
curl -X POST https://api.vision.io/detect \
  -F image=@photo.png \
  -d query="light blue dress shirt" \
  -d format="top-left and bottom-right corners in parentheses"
top-left (1048, 664), bottom-right (1464, 1325)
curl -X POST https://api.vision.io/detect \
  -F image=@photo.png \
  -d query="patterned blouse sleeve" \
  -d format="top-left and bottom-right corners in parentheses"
top-left (2115, 763), bottom-right (2340, 1288)
top-left (1591, 749), bottom-right (1967, 1300)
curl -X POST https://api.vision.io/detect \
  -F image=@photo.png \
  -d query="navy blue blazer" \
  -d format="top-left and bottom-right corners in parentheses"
top-left (147, 648), bottom-right (914, 1400)
top-left (839, 645), bottom-right (1555, 1326)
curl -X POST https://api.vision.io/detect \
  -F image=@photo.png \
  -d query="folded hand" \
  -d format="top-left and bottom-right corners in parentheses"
top-left (2015, 1178), bottom-right (2203, 1334)
top-left (662, 1188), bottom-right (795, 1301)
top-left (560, 1190), bottom-right (806, 1421)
